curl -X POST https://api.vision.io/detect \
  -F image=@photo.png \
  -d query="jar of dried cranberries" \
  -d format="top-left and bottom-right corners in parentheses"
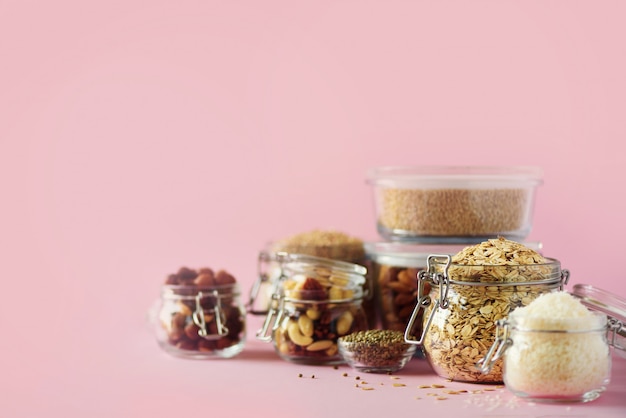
top-left (256, 253), bottom-right (369, 365)
top-left (154, 267), bottom-right (246, 359)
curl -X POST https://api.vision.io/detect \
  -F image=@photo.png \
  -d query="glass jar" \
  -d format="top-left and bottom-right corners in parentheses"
top-left (365, 242), bottom-right (432, 332)
top-left (256, 253), bottom-right (369, 365)
top-left (478, 285), bottom-right (626, 402)
top-left (155, 282), bottom-right (246, 359)
top-left (248, 234), bottom-right (376, 328)
top-left (404, 254), bottom-right (569, 383)
top-left (366, 166), bottom-right (543, 243)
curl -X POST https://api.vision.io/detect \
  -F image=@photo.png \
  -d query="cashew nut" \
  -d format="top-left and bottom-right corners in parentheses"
top-left (336, 311), bottom-right (354, 336)
top-left (325, 343), bottom-right (338, 356)
top-left (306, 308), bottom-right (321, 320)
top-left (329, 286), bottom-right (343, 301)
top-left (298, 315), bottom-right (314, 337)
top-left (287, 321), bottom-right (313, 347)
top-left (306, 340), bottom-right (333, 351)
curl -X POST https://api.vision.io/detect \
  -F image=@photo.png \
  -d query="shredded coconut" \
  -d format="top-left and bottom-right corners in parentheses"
top-left (504, 291), bottom-right (610, 400)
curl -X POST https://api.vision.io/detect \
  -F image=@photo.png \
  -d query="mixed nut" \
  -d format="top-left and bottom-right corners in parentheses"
top-left (376, 266), bottom-right (429, 331)
top-left (271, 276), bottom-right (369, 364)
top-left (255, 254), bottom-right (370, 364)
top-left (156, 267), bottom-right (246, 358)
top-left (257, 229), bottom-right (377, 328)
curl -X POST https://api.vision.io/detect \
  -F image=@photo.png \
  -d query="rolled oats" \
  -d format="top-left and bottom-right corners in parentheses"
top-left (417, 238), bottom-right (566, 383)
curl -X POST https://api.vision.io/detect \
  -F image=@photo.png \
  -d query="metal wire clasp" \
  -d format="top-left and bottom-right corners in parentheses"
top-left (405, 254), bottom-right (451, 345)
top-left (256, 293), bottom-right (285, 342)
top-left (192, 290), bottom-right (229, 339)
top-left (476, 319), bottom-right (512, 374)
top-left (608, 317), bottom-right (626, 351)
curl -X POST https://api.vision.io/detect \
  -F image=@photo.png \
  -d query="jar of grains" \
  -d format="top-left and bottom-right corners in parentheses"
top-left (478, 288), bottom-right (626, 403)
top-left (154, 267), bottom-right (247, 359)
top-left (248, 229), bottom-right (376, 328)
top-left (256, 253), bottom-right (369, 365)
top-left (404, 237), bottom-right (569, 383)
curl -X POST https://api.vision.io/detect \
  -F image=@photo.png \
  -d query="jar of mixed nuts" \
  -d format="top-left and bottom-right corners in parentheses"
top-left (365, 242), bottom-right (430, 332)
top-left (256, 253), bottom-right (369, 365)
top-left (154, 267), bottom-right (246, 359)
top-left (248, 229), bottom-right (376, 328)
top-left (404, 238), bottom-right (569, 383)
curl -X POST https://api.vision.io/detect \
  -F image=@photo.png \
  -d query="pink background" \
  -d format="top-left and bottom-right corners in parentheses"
top-left (2, 1), bottom-right (626, 417)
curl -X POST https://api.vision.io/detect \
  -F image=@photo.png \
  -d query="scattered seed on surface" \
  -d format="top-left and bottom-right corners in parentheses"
top-left (418, 384), bottom-right (431, 389)
top-left (431, 384), bottom-right (445, 388)
top-left (298, 373), bottom-right (303, 378)
top-left (355, 376), bottom-right (361, 380)
top-left (362, 387), bottom-right (375, 391)
top-left (393, 383), bottom-right (406, 387)
top-left (311, 375), bottom-right (315, 379)
top-left (342, 373), bottom-right (348, 377)
top-left (436, 397), bottom-right (448, 401)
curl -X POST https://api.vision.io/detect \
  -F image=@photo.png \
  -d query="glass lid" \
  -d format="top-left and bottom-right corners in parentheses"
top-left (571, 284), bottom-right (626, 356)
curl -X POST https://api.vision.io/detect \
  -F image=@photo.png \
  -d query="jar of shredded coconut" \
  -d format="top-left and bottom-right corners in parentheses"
top-left (478, 288), bottom-right (626, 403)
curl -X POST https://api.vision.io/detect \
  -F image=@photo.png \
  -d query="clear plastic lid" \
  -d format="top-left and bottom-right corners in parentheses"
top-left (571, 284), bottom-right (626, 356)
top-left (366, 166), bottom-right (543, 189)
top-left (364, 241), bottom-right (543, 268)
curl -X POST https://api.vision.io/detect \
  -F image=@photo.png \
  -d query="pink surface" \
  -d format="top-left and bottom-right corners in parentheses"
top-left (2, 1), bottom-right (626, 417)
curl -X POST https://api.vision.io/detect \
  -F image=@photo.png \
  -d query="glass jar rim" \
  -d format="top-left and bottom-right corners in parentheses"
top-left (428, 256), bottom-right (563, 284)
top-left (365, 241), bottom-right (545, 267)
top-left (366, 165), bottom-right (543, 187)
top-left (262, 251), bottom-right (367, 276)
top-left (161, 283), bottom-right (240, 299)
top-left (281, 295), bottom-right (364, 303)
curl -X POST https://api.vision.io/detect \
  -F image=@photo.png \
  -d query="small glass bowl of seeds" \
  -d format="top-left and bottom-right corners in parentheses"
top-left (338, 329), bottom-right (417, 373)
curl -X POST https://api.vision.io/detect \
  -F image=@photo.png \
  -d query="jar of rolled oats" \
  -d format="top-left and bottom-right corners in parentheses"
top-left (366, 241), bottom-right (544, 333)
top-left (404, 238), bottom-right (569, 383)
top-left (256, 253), bottom-right (369, 365)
